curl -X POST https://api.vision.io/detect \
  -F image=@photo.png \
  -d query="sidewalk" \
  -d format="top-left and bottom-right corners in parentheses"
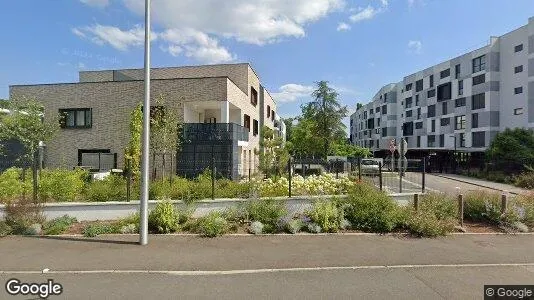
top-left (433, 173), bottom-right (530, 195)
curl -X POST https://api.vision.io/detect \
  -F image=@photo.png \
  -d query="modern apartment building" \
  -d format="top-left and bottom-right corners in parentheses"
top-left (9, 63), bottom-right (285, 179)
top-left (350, 16), bottom-right (534, 166)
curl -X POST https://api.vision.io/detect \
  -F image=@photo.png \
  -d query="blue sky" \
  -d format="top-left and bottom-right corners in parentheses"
top-left (1, 0), bottom-right (533, 132)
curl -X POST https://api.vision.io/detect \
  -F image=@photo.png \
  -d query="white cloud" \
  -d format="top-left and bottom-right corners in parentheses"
top-left (408, 40), bottom-right (422, 54)
top-left (272, 84), bottom-right (314, 103)
top-left (408, 0), bottom-right (425, 7)
top-left (347, 0), bottom-right (388, 24)
top-left (72, 24), bottom-right (155, 51)
top-left (336, 22), bottom-right (351, 31)
top-left (80, 0), bottom-right (109, 8)
top-left (78, 62), bottom-right (86, 69)
top-left (122, 0), bottom-right (345, 45)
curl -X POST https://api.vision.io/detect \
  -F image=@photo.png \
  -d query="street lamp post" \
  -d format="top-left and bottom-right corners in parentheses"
top-left (139, 0), bottom-right (151, 245)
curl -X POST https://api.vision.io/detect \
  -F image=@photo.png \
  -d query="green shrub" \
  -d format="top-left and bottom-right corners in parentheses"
top-left (216, 179), bottom-right (251, 199)
top-left (84, 175), bottom-right (128, 202)
top-left (39, 169), bottom-right (87, 202)
top-left (148, 199), bottom-right (180, 233)
top-left (83, 223), bottom-right (120, 237)
top-left (43, 215), bottom-right (77, 235)
top-left (406, 212), bottom-right (456, 237)
top-left (245, 199), bottom-right (287, 233)
top-left (0, 222), bottom-right (12, 237)
top-left (195, 211), bottom-right (228, 237)
top-left (305, 200), bottom-right (343, 233)
top-left (343, 183), bottom-right (399, 233)
top-left (513, 193), bottom-right (534, 227)
top-left (514, 172), bottom-right (534, 189)
top-left (420, 193), bottom-right (457, 220)
top-left (4, 199), bottom-right (45, 234)
top-left (464, 191), bottom-right (502, 224)
top-left (0, 168), bottom-right (30, 203)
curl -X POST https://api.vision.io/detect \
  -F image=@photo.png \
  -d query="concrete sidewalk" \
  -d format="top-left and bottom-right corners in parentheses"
top-left (432, 173), bottom-right (530, 195)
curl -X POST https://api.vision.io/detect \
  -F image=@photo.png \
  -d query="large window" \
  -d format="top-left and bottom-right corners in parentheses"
top-left (472, 93), bottom-right (485, 110)
top-left (472, 74), bottom-right (485, 86)
top-left (442, 102), bottom-right (448, 115)
top-left (416, 79), bottom-right (423, 92)
top-left (253, 119), bottom-right (259, 136)
top-left (429, 75), bottom-right (434, 87)
top-left (78, 149), bottom-right (116, 171)
top-left (428, 135), bottom-right (436, 147)
top-left (439, 134), bottom-right (445, 147)
top-left (440, 68), bottom-right (450, 79)
top-left (250, 87), bottom-right (258, 106)
top-left (405, 97), bottom-right (413, 108)
top-left (405, 110), bottom-right (412, 118)
top-left (381, 105), bottom-right (387, 114)
top-left (244, 114), bottom-right (251, 131)
top-left (459, 133), bottom-right (466, 147)
top-left (472, 131), bottom-right (485, 147)
top-left (431, 119), bottom-right (436, 132)
top-left (405, 83), bottom-right (413, 91)
top-left (455, 64), bottom-right (461, 79)
top-left (427, 89), bottom-right (436, 98)
top-left (415, 121), bottom-right (423, 129)
top-left (437, 82), bottom-right (452, 101)
top-left (440, 118), bottom-right (450, 126)
top-left (455, 115), bottom-right (466, 129)
top-left (403, 122), bottom-right (414, 136)
top-left (472, 55), bottom-right (486, 73)
top-left (59, 108), bottom-right (92, 129)
top-left (458, 80), bottom-right (464, 95)
top-left (415, 94), bottom-right (420, 106)
top-left (382, 127), bottom-right (387, 137)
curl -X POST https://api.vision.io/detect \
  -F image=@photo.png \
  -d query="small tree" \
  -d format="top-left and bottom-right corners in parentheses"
top-left (257, 126), bottom-right (289, 179)
top-left (486, 128), bottom-right (534, 171)
top-left (0, 97), bottom-right (59, 202)
top-left (332, 141), bottom-right (371, 158)
top-left (124, 103), bottom-right (143, 179)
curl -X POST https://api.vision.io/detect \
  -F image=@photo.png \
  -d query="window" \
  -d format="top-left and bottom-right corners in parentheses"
top-left (515, 65), bottom-right (523, 73)
top-left (515, 44), bottom-right (523, 52)
top-left (59, 108), bottom-right (92, 128)
top-left (429, 75), bottom-right (434, 87)
top-left (244, 114), bottom-right (251, 131)
top-left (382, 127), bottom-right (387, 137)
top-left (78, 149), bottom-right (116, 171)
top-left (442, 102), bottom-right (448, 115)
top-left (515, 87), bottom-right (523, 94)
top-left (514, 108), bottom-right (523, 115)
top-left (472, 74), bottom-right (485, 86)
top-left (384, 93), bottom-right (388, 102)
top-left (253, 119), bottom-right (259, 136)
top-left (472, 131), bottom-right (485, 147)
top-left (405, 97), bottom-right (413, 108)
top-left (428, 105), bottom-right (436, 117)
top-left (440, 69), bottom-right (450, 79)
top-left (472, 93), bottom-right (485, 110)
top-left (416, 79), bottom-right (423, 92)
top-left (381, 105), bottom-right (387, 114)
top-left (376, 118), bottom-right (381, 127)
top-left (367, 118), bottom-right (375, 129)
top-left (472, 55), bottom-right (486, 73)
top-left (271, 111), bottom-right (275, 121)
top-left (415, 121), bottom-right (423, 129)
top-left (370, 108), bottom-right (374, 114)
top-left (406, 110), bottom-right (412, 117)
top-left (440, 118), bottom-right (450, 126)
top-left (459, 133), bottom-right (465, 147)
top-left (376, 107), bottom-right (381, 113)
top-left (427, 89), bottom-right (435, 98)
top-left (405, 83), bottom-right (413, 91)
top-left (458, 80), bottom-right (464, 95)
top-left (417, 108), bottom-right (421, 119)
top-left (437, 83), bottom-right (452, 101)
top-left (455, 64), bottom-right (461, 79)
top-left (403, 122), bottom-right (414, 136)
top-left (250, 87), bottom-right (258, 106)
top-left (417, 136), bottom-right (421, 147)
top-left (439, 134), bottom-right (445, 147)
top-left (455, 115), bottom-right (466, 129)
top-left (415, 94), bottom-right (420, 106)
top-left (455, 97), bottom-right (466, 107)
top-left (472, 113), bottom-right (479, 128)
top-left (431, 119), bottom-right (436, 132)
top-left (428, 135), bottom-right (436, 147)
top-left (267, 105), bottom-right (271, 118)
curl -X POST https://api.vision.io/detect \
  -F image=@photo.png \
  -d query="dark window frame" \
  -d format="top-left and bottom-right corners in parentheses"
top-left (253, 119), bottom-right (259, 136)
top-left (59, 108), bottom-right (92, 129)
top-left (440, 68), bottom-right (450, 79)
top-left (515, 44), bottom-right (523, 52)
top-left (514, 65), bottom-right (523, 73)
top-left (472, 93), bottom-right (485, 110)
top-left (250, 87), bottom-right (258, 106)
top-left (472, 74), bottom-right (485, 86)
top-left (514, 86), bottom-right (523, 94)
top-left (455, 115), bottom-right (466, 130)
top-left (416, 79), bottom-right (423, 92)
top-left (472, 55), bottom-right (486, 73)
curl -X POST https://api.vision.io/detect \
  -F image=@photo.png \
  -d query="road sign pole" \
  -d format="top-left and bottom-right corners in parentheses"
top-left (398, 139), bottom-right (403, 193)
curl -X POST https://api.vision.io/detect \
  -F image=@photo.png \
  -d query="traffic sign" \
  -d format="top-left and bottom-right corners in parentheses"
top-left (389, 139), bottom-right (396, 153)
top-left (400, 138), bottom-right (408, 156)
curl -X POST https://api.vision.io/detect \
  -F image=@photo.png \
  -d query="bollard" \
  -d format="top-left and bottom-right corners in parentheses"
top-left (413, 193), bottom-right (419, 211)
top-left (501, 193), bottom-right (507, 215)
top-left (421, 157), bottom-right (426, 193)
top-left (288, 158), bottom-right (292, 198)
top-left (458, 194), bottom-right (464, 228)
top-left (379, 162), bottom-right (383, 191)
top-left (358, 157), bottom-right (362, 181)
top-left (211, 157), bottom-right (215, 200)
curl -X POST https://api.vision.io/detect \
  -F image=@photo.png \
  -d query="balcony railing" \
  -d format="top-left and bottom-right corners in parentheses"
top-left (181, 123), bottom-right (249, 142)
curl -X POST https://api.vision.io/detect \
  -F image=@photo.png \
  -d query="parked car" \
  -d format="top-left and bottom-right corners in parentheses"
top-left (360, 159), bottom-right (380, 175)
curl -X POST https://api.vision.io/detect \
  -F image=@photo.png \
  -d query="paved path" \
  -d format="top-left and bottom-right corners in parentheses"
top-left (1, 235), bottom-right (533, 299)
top-left (430, 173), bottom-right (530, 195)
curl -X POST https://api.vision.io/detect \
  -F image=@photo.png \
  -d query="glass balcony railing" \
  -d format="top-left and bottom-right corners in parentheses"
top-left (181, 123), bottom-right (249, 142)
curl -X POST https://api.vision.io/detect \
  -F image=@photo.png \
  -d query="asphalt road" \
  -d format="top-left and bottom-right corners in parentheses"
top-left (1, 234), bottom-right (533, 299)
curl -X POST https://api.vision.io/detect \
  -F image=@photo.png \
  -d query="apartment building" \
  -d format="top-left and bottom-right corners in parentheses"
top-left (9, 63), bottom-right (285, 179)
top-left (350, 16), bottom-right (534, 165)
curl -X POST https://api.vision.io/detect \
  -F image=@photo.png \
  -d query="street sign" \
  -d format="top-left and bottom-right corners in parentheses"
top-left (389, 139), bottom-right (396, 153)
top-left (400, 138), bottom-right (408, 156)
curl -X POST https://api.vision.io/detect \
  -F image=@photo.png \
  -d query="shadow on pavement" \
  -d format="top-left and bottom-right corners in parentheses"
top-left (24, 235), bottom-right (139, 245)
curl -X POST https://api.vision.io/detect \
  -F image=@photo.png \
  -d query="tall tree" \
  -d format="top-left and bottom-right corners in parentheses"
top-left (0, 97), bottom-right (59, 202)
top-left (302, 81), bottom-right (348, 158)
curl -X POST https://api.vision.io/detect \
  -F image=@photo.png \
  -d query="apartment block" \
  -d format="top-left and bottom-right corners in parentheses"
top-left (350, 16), bottom-right (534, 164)
top-left (9, 63), bottom-right (286, 179)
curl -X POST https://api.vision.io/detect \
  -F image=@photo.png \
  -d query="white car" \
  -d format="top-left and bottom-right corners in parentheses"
top-left (360, 159), bottom-right (380, 175)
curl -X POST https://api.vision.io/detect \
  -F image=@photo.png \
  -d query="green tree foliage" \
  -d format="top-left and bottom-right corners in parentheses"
top-left (486, 128), bottom-right (534, 167)
top-left (332, 140), bottom-right (371, 157)
top-left (283, 118), bottom-right (294, 141)
top-left (124, 104), bottom-right (143, 178)
top-left (257, 126), bottom-right (289, 179)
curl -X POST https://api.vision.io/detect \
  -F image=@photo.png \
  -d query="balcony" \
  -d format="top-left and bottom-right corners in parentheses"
top-left (181, 123), bottom-right (249, 142)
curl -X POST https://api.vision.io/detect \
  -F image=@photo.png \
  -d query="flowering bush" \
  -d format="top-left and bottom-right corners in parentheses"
top-left (250, 174), bottom-right (354, 198)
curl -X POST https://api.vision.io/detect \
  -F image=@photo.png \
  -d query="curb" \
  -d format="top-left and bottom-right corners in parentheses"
top-left (432, 174), bottom-right (523, 195)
